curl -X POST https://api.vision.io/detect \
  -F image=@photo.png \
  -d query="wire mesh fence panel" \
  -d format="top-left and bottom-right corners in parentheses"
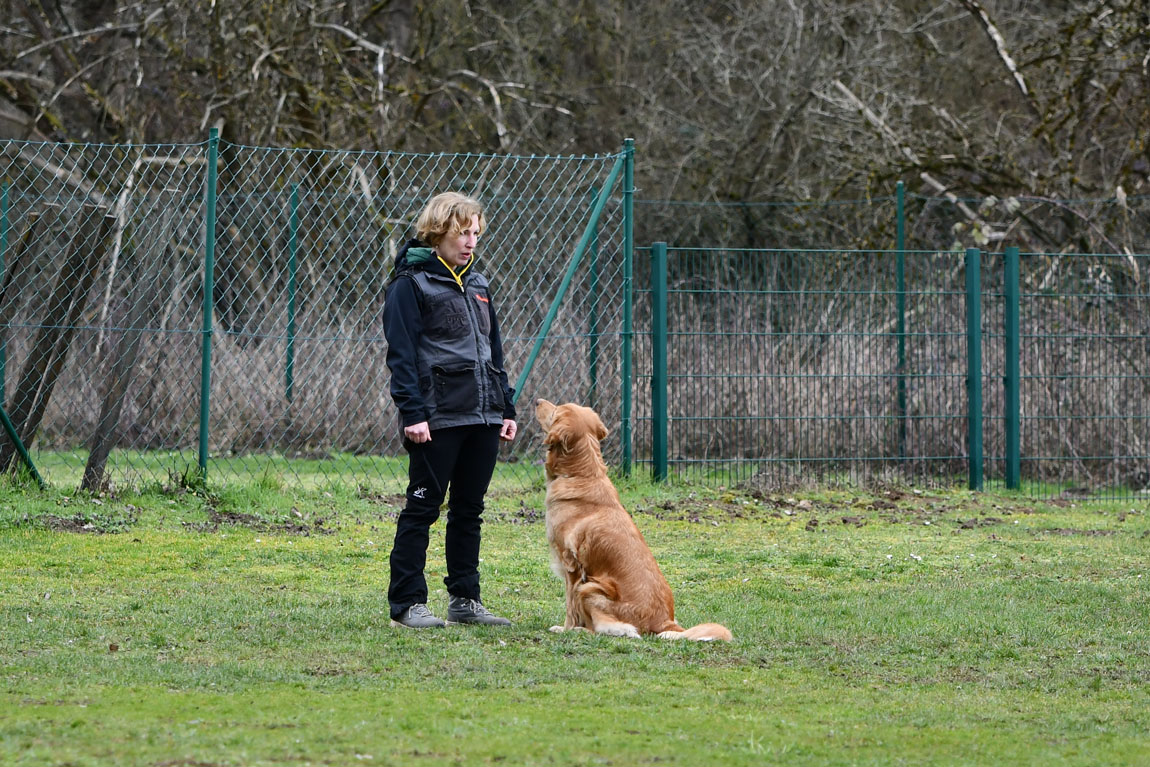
top-left (633, 247), bottom-right (971, 490)
top-left (1008, 252), bottom-right (1150, 499)
top-left (0, 138), bottom-right (629, 491)
top-left (633, 244), bottom-right (1150, 499)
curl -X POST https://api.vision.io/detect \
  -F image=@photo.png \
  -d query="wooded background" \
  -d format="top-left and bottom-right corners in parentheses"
top-left (2, 0), bottom-right (1148, 251)
top-left (2, 1), bottom-right (1149, 493)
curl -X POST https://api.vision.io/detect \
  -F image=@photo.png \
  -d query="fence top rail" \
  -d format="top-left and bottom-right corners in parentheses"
top-left (636, 193), bottom-right (1150, 207)
top-left (645, 246), bottom-right (962, 256)
top-left (637, 197), bottom-right (901, 209)
top-left (0, 137), bottom-right (627, 163)
top-left (645, 246), bottom-right (948, 255)
top-left (1016, 251), bottom-right (1150, 258)
top-left (639, 245), bottom-right (1150, 258)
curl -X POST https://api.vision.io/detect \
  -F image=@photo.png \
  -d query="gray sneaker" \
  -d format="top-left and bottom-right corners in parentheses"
top-left (447, 596), bottom-right (512, 626)
top-left (390, 603), bottom-right (446, 629)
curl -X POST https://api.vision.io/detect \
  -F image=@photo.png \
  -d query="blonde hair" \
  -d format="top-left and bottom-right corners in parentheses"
top-left (415, 192), bottom-right (486, 246)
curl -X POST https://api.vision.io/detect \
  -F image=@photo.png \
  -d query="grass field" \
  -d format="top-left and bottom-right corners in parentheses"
top-left (1, 474), bottom-right (1147, 766)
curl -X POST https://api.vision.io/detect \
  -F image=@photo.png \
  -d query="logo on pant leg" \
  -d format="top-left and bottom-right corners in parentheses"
top-left (412, 487), bottom-right (427, 499)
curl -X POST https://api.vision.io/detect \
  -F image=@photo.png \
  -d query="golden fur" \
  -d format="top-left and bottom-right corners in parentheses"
top-left (535, 399), bottom-right (733, 642)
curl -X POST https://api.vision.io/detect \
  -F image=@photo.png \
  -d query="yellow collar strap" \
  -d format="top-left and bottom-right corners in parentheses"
top-left (436, 253), bottom-right (472, 290)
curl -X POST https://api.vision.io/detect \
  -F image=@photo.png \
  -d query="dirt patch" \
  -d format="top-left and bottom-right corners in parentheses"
top-left (631, 490), bottom-right (781, 523)
top-left (956, 517), bottom-right (1004, 529)
top-left (508, 487), bottom-right (1051, 532)
top-left (37, 508), bottom-right (139, 534)
top-left (488, 501), bottom-right (545, 524)
top-left (1035, 528), bottom-right (1117, 537)
top-left (183, 507), bottom-right (335, 536)
top-left (360, 491), bottom-right (407, 507)
top-left (711, 489), bottom-right (1037, 533)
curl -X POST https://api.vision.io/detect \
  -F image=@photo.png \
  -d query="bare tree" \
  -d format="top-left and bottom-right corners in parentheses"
top-left (1, 0), bottom-right (1147, 250)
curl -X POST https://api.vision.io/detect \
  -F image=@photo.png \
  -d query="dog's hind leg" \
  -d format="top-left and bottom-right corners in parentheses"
top-left (549, 600), bottom-right (589, 634)
top-left (591, 618), bottom-right (641, 638)
top-left (556, 571), bottom-right (591, 631)
top-left (552, 549), bottom-right (594, 632)
top-left (578, 580), bottom-right (640, 638)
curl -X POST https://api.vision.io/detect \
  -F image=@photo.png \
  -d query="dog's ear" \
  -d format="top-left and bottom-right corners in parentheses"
top-left (543, 414), bottom-right (575, 452)
top-left (535, 399), bottom-right (557, 430)
top-left (593, 413), bottom-right (609, 441)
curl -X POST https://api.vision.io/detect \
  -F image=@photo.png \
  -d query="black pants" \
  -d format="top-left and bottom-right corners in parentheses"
top-left (388, 424), bottom-right (501, 618)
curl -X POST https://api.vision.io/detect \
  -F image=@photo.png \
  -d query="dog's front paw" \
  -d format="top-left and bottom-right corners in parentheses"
top-left (549, 625), bottom-right (566, 633)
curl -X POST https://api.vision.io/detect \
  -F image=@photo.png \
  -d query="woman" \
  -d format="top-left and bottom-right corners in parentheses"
top-left (383, 191), bottom-right (517, 628)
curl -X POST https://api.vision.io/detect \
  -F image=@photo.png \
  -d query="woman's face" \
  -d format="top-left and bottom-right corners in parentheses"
top-left (436, 214), bottom-right (481, 269)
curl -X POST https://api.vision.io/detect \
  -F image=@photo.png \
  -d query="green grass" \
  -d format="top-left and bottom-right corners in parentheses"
top-left (1, 478), bottom-right (1147, 765)
top-left (20, 447), bottom-right (543, 495)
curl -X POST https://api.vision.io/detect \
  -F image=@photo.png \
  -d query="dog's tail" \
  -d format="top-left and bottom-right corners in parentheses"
top-left (656, 622), bottom-right (733, 642)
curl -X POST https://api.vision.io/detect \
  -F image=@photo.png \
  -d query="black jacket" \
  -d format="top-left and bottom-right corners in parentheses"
top-left (383, 238), bottom-right (516, 430)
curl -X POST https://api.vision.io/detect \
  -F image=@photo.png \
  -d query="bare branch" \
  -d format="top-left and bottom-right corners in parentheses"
top-left (449, 69), bottom-right (510, 151)
top-left (19, 144), bottom-right (112, 208)
top-left (918, 172), bottom-right (986, 231)
top-left (15, 22), bottom-right (137, 60)
top-left (499, 87), bottom-right (575, 117)
top-left (0, 70), bottom-right (53, 87)
top-left (832, 79), bottom-right (921, 166)
top-left (311, 22), bottom-right (415, 64)
top-left (955, 0), bottom-right (1041, 118)
top-left (831, 79), bottom-right (989, 230)
top-left (1022, 195), bottom-right (1125, 253)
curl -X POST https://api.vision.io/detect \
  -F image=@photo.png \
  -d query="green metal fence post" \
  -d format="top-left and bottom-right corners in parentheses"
top-left (285, 183), bottom-right (300, 405)
top-left (0, 180), bottom-right (8, 407)
top-left (621, 138), bottom-right (635, 476)
top-left (0, 404), bottom-right (45, 489)
top-left (198, 128), bottom-right (220, 481)
top-left (965, 247), bottom-right (983, 491)
top-left (587, 186), bottom-right (600, 410)
top-left (1004, 246), bottom-right (1021, 490)
top-left (895, 180), bottom-right (907, 462)
top-left (651, 242), bottom-right (668, 482)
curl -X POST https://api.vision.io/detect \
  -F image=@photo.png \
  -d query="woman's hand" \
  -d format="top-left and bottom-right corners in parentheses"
top-left (500, 419), bottom-right (518, 442)
top-left (404, 421), bottom-right (432, 443)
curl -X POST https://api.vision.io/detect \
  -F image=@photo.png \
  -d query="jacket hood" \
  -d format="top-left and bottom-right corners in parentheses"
top-left (391, 237), bottom-right (475, 286)
top-left (391, 238), bottom-right (434, 277)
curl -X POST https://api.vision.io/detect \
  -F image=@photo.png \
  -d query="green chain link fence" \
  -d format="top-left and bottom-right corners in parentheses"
top-left (0, 134), bottom-right (633, 492)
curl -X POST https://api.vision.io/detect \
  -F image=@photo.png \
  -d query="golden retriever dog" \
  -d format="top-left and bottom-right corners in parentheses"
top-left (535, 399), bottom-right (732, 642)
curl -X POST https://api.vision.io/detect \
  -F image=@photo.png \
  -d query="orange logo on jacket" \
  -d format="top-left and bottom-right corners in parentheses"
top-left (474, 294), bottom-right (490, 304)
